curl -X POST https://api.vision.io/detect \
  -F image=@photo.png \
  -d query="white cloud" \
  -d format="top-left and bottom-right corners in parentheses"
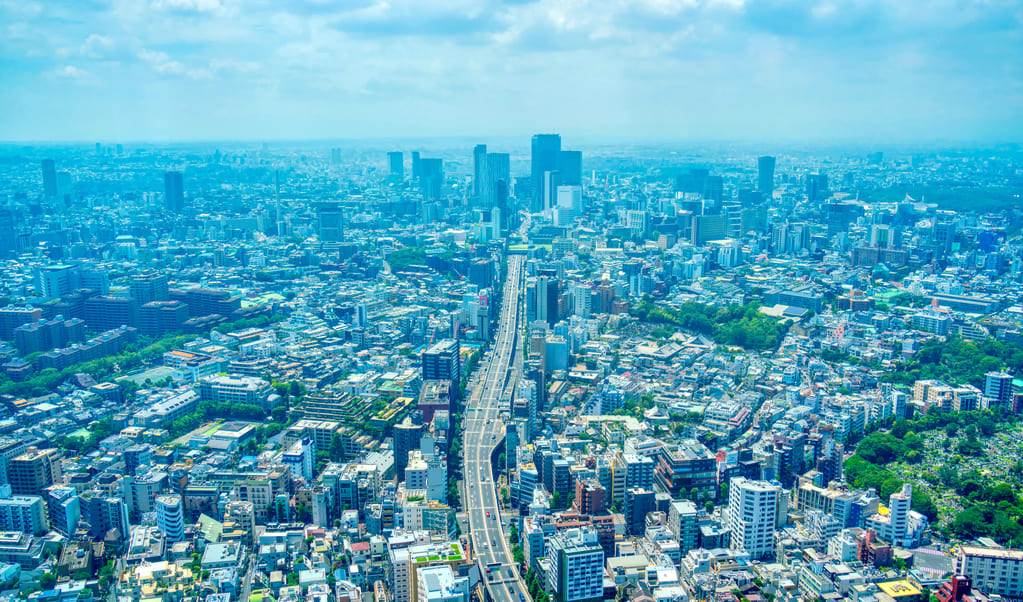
top-left (151, 0), bottom-right (222, 13)
top-left (138, 48), bottom-right (212, 79)
top-left (53, 65), bottom-right (89, 78)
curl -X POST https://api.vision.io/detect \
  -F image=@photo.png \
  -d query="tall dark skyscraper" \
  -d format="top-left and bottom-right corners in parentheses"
top-left (41, 159), bottom-right (57, 198)
top-left (531, 134), bottom-right (561, 212)
top-left (758, 156), bottom-right (776, 200)
top-left (473, 144), bottom-right (487, 198)
top-left (411, 151), bottom-right (422, 179)
top-left (387, 151), bottom-right (404, 183)
top-left (482, 152), bottom-right (510, 210)
top-left (419, 158), bottom-right (443, 201)
top-left (164, 171), bottom-right (184, 213)
top-left (316, 202), bottom-right (343, 241)
top-left (558, 150), bottom-right (582, 186)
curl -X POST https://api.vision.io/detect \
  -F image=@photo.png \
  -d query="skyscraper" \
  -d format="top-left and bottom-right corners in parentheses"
top-left (558, 150), bottom-right (582, 186)
top-left (758, 156), bottom-right (776, 200)
top-left (419, 158), bottom-right (444, 202)
top-left (164, 171), bottom-right (185, 213)
top-left (473, 144), bottom-right (487, 198)
top-left (481, 152), bottom-right (509, 210)
top-left (411, 151), bottom-right (422, 179)
top-left (531, 134), bottom-right (561, 212)
top-left (41, 160), bottom-right (57, 198)
top-left (388, 151), bottom-right (404, 183)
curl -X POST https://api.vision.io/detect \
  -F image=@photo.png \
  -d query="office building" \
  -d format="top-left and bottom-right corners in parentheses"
top-left (472, 144), bottom-right (487, 197)
top-left (45, 486), bottom-right (80, 536)
top-left (0, 486), bottom-right (48, 535)
top-left (758, 156), bottom-right (775, 200)
top-left (199, 375), bottom-right (273, 412)
top-left (558, 150), bottom-right (582, 186)
top-left (419, 158), bottom-right (444, 202)
top-left (531, 134), bottom-right (561, 212)
top-left (9, 448), bottom-right (62, 497)
top-left (545, 527), bottom-right (604, 602)
top-left (806, 172), bottom-right (829, 203)
top-left (81, 493), bottom-right (130, 540)
top-left (36, 264), bottom-right (79, 299)
top-left (668, 499), bottom-right (699, 554)
top-left (956, 546), bottom-right (1023, 598)
top-left (139, 301), bottom-right (189, 336)
top-left (83, 296), bottom-right (139, 330)
top-left (984, 371), bottom-right (1013, 409)
top-left (623, 488), bottom-right (655, 536)
top-left (388, 151), bottom-right (404, 183)
top-left (41, 159), bottom-right (57, 198)
top-left (156, 494), bottom-right (185, 542)
top-left (482, 152), bottom-right (510, 211)
top-left (165, 171), bottom-right (185, 213)
top-left (411, 151), bottom-right (421, 179)
top-left (316, 202), bottom-right (344, 242)
top-left (422, 339), bottom-right (460, 394)
top-left (727, 477), bottom-right (782, 560)
top-left (282, 438), bottom-right (315, 481)
top-left (130, 270), bottom-right (170, 305)
top-left (0, 307), bottom-right (40, 342)
top-left (394, 419), bottom-right (424, 483)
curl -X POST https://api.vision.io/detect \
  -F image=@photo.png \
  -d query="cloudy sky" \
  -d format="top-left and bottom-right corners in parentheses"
top-left (1, 0), bottom-right (1021, 142)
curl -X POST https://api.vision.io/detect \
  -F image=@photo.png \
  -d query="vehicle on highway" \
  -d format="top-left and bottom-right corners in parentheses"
top-left (486, 511), bottom-right (490, 517)
top-left (520, 594), bottom-right (526, 601)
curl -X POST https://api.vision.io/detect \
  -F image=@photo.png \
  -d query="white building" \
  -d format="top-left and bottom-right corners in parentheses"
top-left (728, 477), bottom-right (782, 560)
top-left (282, 438), bottom-right (315, 481)
top-left (416, 565), bottom-right (469, 602)
top-left (156, 494), bottom-right (184, 542)
top-left (865, 484), bottom-right (912, 547)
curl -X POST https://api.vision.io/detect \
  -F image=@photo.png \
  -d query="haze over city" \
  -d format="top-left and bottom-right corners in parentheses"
top-left (2, 0), bottom-right (1022, 142)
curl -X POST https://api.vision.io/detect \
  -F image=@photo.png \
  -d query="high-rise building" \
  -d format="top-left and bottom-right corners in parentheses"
top-left (45, 486), bottom-right (80, 536)
top-left (156, 494), bottom-right (184, 542)
top-left (545, 527), bottom-right (604, 602)
top-left (164, 171), bottom-right (185, 213)
top-left (422, 339), bottom-right (460, 394)
top-left (388, 151), bottom-right (404, 183)
top-left (316, 202), bottom-right (344, 242)
top-left (472, 144), bottom-right (487, 197)
top-left (703, 175), bottom-right (724, 202)
top-left (394, 418), bottom-right (424, 482)
top-left (36, 264), bottom-right (79, 299)
top-left (758, 156), bottom-right (775, 200)
top-left (419, 158), bottom-right (444, 202)
top-left (558, 150), bottom-right (583, 186)
top-left (806, 172), bottom-right (829, 203)
top-left (41, 159), bottom-right (58, 198)
top-left (9, 447), bottom-right (62, 497)
top-left (411, 151), bottom-right (422, 179)
top-left (481, 152), bottom-right (510, 210)
top-left (623, 488), bottom-right (655, 536)
top-left (131, 268), bottom-right (169, 303)
top-left (531, 134), bottom-right (562, 212)
top-left (727, 477), bottom-right (782, 560)
top-left (865, 484), bottom-right (912, 547)
top-left (668, 499), bottom-right (699, 554)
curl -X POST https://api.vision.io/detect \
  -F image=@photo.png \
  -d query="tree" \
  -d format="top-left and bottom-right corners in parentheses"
top-left (501, 487), bottom-right (510, 506)
top-left (39, 573), bottom-right (56, 590)
top-left (329, 433), bottom-right (345, 462)
top-left (551, 492), bottom-right (562, 509)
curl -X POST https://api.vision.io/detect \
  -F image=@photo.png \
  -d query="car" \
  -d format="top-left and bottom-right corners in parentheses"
top-left (520, 594), bottom-right (526, 602)
top-left (486, 511), bottom-right (490, 517)
top-left (509, 586), bottom-right (515, 594)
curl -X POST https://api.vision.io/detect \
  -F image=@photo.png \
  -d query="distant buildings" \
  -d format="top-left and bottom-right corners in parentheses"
top-left (164, 171), bottom-right (184, 213)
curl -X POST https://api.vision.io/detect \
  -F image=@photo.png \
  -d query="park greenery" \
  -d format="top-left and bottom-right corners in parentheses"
top-left (631, 298), bottom-right (789, 351)
top-left (0, 333), bottom-right (197, 398)
top-left (880, 336), bottom-right (1023, 388)
top-left (845, 409), bottom-right (1015, 528)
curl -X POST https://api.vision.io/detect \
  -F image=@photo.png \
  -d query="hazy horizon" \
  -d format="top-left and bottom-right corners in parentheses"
top-left (2, 0), bottom-right (1021, 143)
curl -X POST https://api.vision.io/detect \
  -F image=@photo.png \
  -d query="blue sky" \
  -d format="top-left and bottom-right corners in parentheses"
top-left (1, 0), bottom-right (1021, 142)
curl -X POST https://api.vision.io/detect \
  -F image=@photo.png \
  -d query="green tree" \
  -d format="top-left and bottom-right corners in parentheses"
top-left (39, 573), bottom-right (56, 590)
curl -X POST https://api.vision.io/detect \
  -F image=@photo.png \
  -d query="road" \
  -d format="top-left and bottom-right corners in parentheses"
top-left (463, 252), bottom-right (529, 602)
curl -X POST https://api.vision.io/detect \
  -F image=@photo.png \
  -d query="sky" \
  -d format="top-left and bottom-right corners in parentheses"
top-left (1, 0), bottom-right (1021, 143)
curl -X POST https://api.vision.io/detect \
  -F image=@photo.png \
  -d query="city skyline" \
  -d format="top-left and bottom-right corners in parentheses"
top-left (1, 0), bottom-right (1022, 143)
